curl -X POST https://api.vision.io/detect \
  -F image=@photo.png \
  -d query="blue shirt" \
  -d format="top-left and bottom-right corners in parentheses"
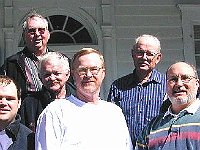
top-left (107, 69), bottom-right (166, 146)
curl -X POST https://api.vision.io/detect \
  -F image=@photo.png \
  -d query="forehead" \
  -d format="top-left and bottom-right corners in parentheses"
top-left (42, 60), bottom-right (64, 70)
top-left (27, 16), bottom-right (46, 28)
top-left (136, 37), bottom-right (159, 50)
top-left (0, 82), bottom-right (17, 97)
top-left (167, 63), bottom-right (195, 76)
top-left (75, 53), bottom-right (102, 67)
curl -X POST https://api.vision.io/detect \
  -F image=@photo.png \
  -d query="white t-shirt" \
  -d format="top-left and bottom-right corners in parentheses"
top-left (35, 95), bottom-right (132, 150)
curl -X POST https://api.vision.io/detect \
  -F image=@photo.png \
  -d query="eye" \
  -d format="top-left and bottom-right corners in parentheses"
top-left (168, 76), bottom-right (178, 82)
top-left (53, 72), bottom-right (62, 76)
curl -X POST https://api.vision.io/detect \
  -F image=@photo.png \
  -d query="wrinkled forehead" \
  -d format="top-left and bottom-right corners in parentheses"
top-left (135, 37), bottom-right (160, 51)
top-left (27, 16), bottom-right (47, 27)
top-left (167, 63), bottom-right (196, 77)
top-left (74, 53), bottom-right (104, 67)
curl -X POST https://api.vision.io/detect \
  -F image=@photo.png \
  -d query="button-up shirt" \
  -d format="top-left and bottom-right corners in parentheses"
top-left (107, 69), bottom-right (166, 146)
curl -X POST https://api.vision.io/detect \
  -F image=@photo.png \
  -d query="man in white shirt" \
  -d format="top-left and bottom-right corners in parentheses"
top-left (35, 48), bottom-right (132, 150)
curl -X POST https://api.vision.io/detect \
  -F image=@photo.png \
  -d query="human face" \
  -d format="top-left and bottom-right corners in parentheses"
top-left (40, 60), bottom-right (70, 95)
top-left (0, 82), bottom-right (21, 129)
top-left (167, 62), bottom-right (199, 106)
top-left (24, 16), bottom-right (50, 54)
top-left (72, 53), bottom-right (105, 100)
top-left (132, 37), bottom-right (162, 72)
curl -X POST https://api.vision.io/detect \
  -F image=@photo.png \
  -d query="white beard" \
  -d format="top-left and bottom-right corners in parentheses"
top-left (169, 93), bottom-right (196, 105)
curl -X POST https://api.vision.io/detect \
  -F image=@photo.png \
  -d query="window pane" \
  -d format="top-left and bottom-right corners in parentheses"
top-left (195, 41), bottom-right (200, 54)
top-left (73, 28), bottom-right (92, 43)
top-left (64, 17), bottom-right (83, 34)
top-left (194, 25), bottom-right (200, 39)
top-left (49, 15), bottom-right (66, 30)
top-left (48, 32), bottom-right (74, 43)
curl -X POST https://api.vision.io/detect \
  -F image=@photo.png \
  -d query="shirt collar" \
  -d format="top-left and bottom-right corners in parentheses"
top-left (24, 47), bottom-right (49, 60)
top-left (133, 69), bottom-right (165, 84)
top-left (164, 99), bottom-right (200, 118)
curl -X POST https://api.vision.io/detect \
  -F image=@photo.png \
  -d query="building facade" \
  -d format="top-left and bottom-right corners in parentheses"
top-left (1, 0), bottom-right (200, 98)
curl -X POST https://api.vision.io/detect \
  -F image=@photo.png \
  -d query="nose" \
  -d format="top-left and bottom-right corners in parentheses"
top-left (48, 74), bottom-right (57, 80)
top-left (175, 77), bottom-right (184, 85)
top-left (34, 29), bottom-right (41, 36)
top-left (141, 52), bottom-right (148, 59)
top-left (0, 98), bottom-right (7, 105)
top-left (85, 69), bottom-right (93, 77)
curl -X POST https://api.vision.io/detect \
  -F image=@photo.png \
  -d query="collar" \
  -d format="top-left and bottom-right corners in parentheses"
top-left (164, 99), bottom-right (200, 118)
top-left (133, 69), bottom-right (165, 85)
top-left (5, 115), bottom-right (21, 142)
top-left (68, 94), bottom-right (101, 107)
top-left (23, 47), bottom-right (49, 60)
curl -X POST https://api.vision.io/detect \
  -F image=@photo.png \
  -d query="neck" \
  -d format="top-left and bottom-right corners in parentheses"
top-left (136, 69), bottom-right (152, 84)
top-left (77, 91), bottom-right (100, 105)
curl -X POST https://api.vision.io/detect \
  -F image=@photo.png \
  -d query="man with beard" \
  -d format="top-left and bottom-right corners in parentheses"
top-left (136, 62), bottom-right (200, 150)
top-left (107, 34), bottom-right (166, 148)
top-left (35, 48), bottom-right (132, 150)
top-left (20, 52), bottom-right (72, 132)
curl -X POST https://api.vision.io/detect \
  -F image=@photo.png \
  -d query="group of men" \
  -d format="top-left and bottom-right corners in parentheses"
top-left (0, 11), bottom-right (200, 150)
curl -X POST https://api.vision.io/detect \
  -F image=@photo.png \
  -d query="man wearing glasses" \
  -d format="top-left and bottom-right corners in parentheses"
top-left (107, 34), bottom-right (166, 149)
top-left (0, 11), bottom-right (50, 100)
top-left (136, 62), bottom-right (200, 150)
top-left (35, 48), bottom-right (133, 150)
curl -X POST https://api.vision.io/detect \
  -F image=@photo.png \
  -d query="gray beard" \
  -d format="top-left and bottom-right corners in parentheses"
top-left (169, 93), bottom-right (196, 105)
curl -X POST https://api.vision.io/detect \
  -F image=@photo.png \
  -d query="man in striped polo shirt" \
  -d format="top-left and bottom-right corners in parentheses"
top-left (136, 62), bottom-right (200, 150)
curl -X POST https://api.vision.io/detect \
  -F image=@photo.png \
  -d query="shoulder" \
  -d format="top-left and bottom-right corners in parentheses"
top-left (99, 100), bottom-right (123, 112)
top-left (111, 72), bottom-right (135, 86)
top-left (152, 69), bottom-right (166, 79)
top-left (42, 98), bottom-right (72, 114)
top-left (19, 123), bottom-right (34, 134)
top-left (5, 50), bottom-right (24, 62)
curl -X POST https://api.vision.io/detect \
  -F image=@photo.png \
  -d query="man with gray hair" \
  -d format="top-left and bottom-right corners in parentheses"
top-left (0, 11), bottom-right (51, 100)
top-left (107, 34), bottom-right (166, 148)
top-left (136, 62), bottom-right (200, 149)
top-left (20, 52), bottom-right (73, 132)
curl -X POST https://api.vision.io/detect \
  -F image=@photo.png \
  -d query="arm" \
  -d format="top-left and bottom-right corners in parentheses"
top-left (107, 83), bottom-right (121, 106)
top-left (35, 108), bottom-right (63, 150)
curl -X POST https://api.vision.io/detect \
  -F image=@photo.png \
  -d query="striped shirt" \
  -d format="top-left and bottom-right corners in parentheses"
top-left (25, 56), bottom-right (42, 92)
top-left (136, 99), bottom-right (200, 150)
top-left (107, 69), bottom-right (166, 147)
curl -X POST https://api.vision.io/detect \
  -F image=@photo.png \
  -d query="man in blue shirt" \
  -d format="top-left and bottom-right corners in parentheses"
top-left (107, 34), bottom-right (166, 148)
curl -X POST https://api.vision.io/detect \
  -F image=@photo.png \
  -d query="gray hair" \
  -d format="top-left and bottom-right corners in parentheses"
top-left (38, 52), bottom-right (70, 75)
top-left (134, 34), bottom-right (161, 52)
top-left (22, 11), bottom-right (49, 31)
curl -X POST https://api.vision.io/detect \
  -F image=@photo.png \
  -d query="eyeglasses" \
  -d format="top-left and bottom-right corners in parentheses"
top-left (27, 28), bottom-right (46, 35)
top-left (133, 49), bottom-right (158, 57)
top-left (76, 66), bottom-right (103, 76)
top-left (42, 71), bottom-right (67, 79)
top-left (167, 75), bottom-right (196, 84)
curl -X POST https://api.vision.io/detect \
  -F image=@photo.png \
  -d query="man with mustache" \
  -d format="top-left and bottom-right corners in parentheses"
top-left (107, 34), bottom-right (166, 149)
top-left (136, 62), bottom-right (200, 150)
top-left (20, 52), bottom-right (73, 132)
